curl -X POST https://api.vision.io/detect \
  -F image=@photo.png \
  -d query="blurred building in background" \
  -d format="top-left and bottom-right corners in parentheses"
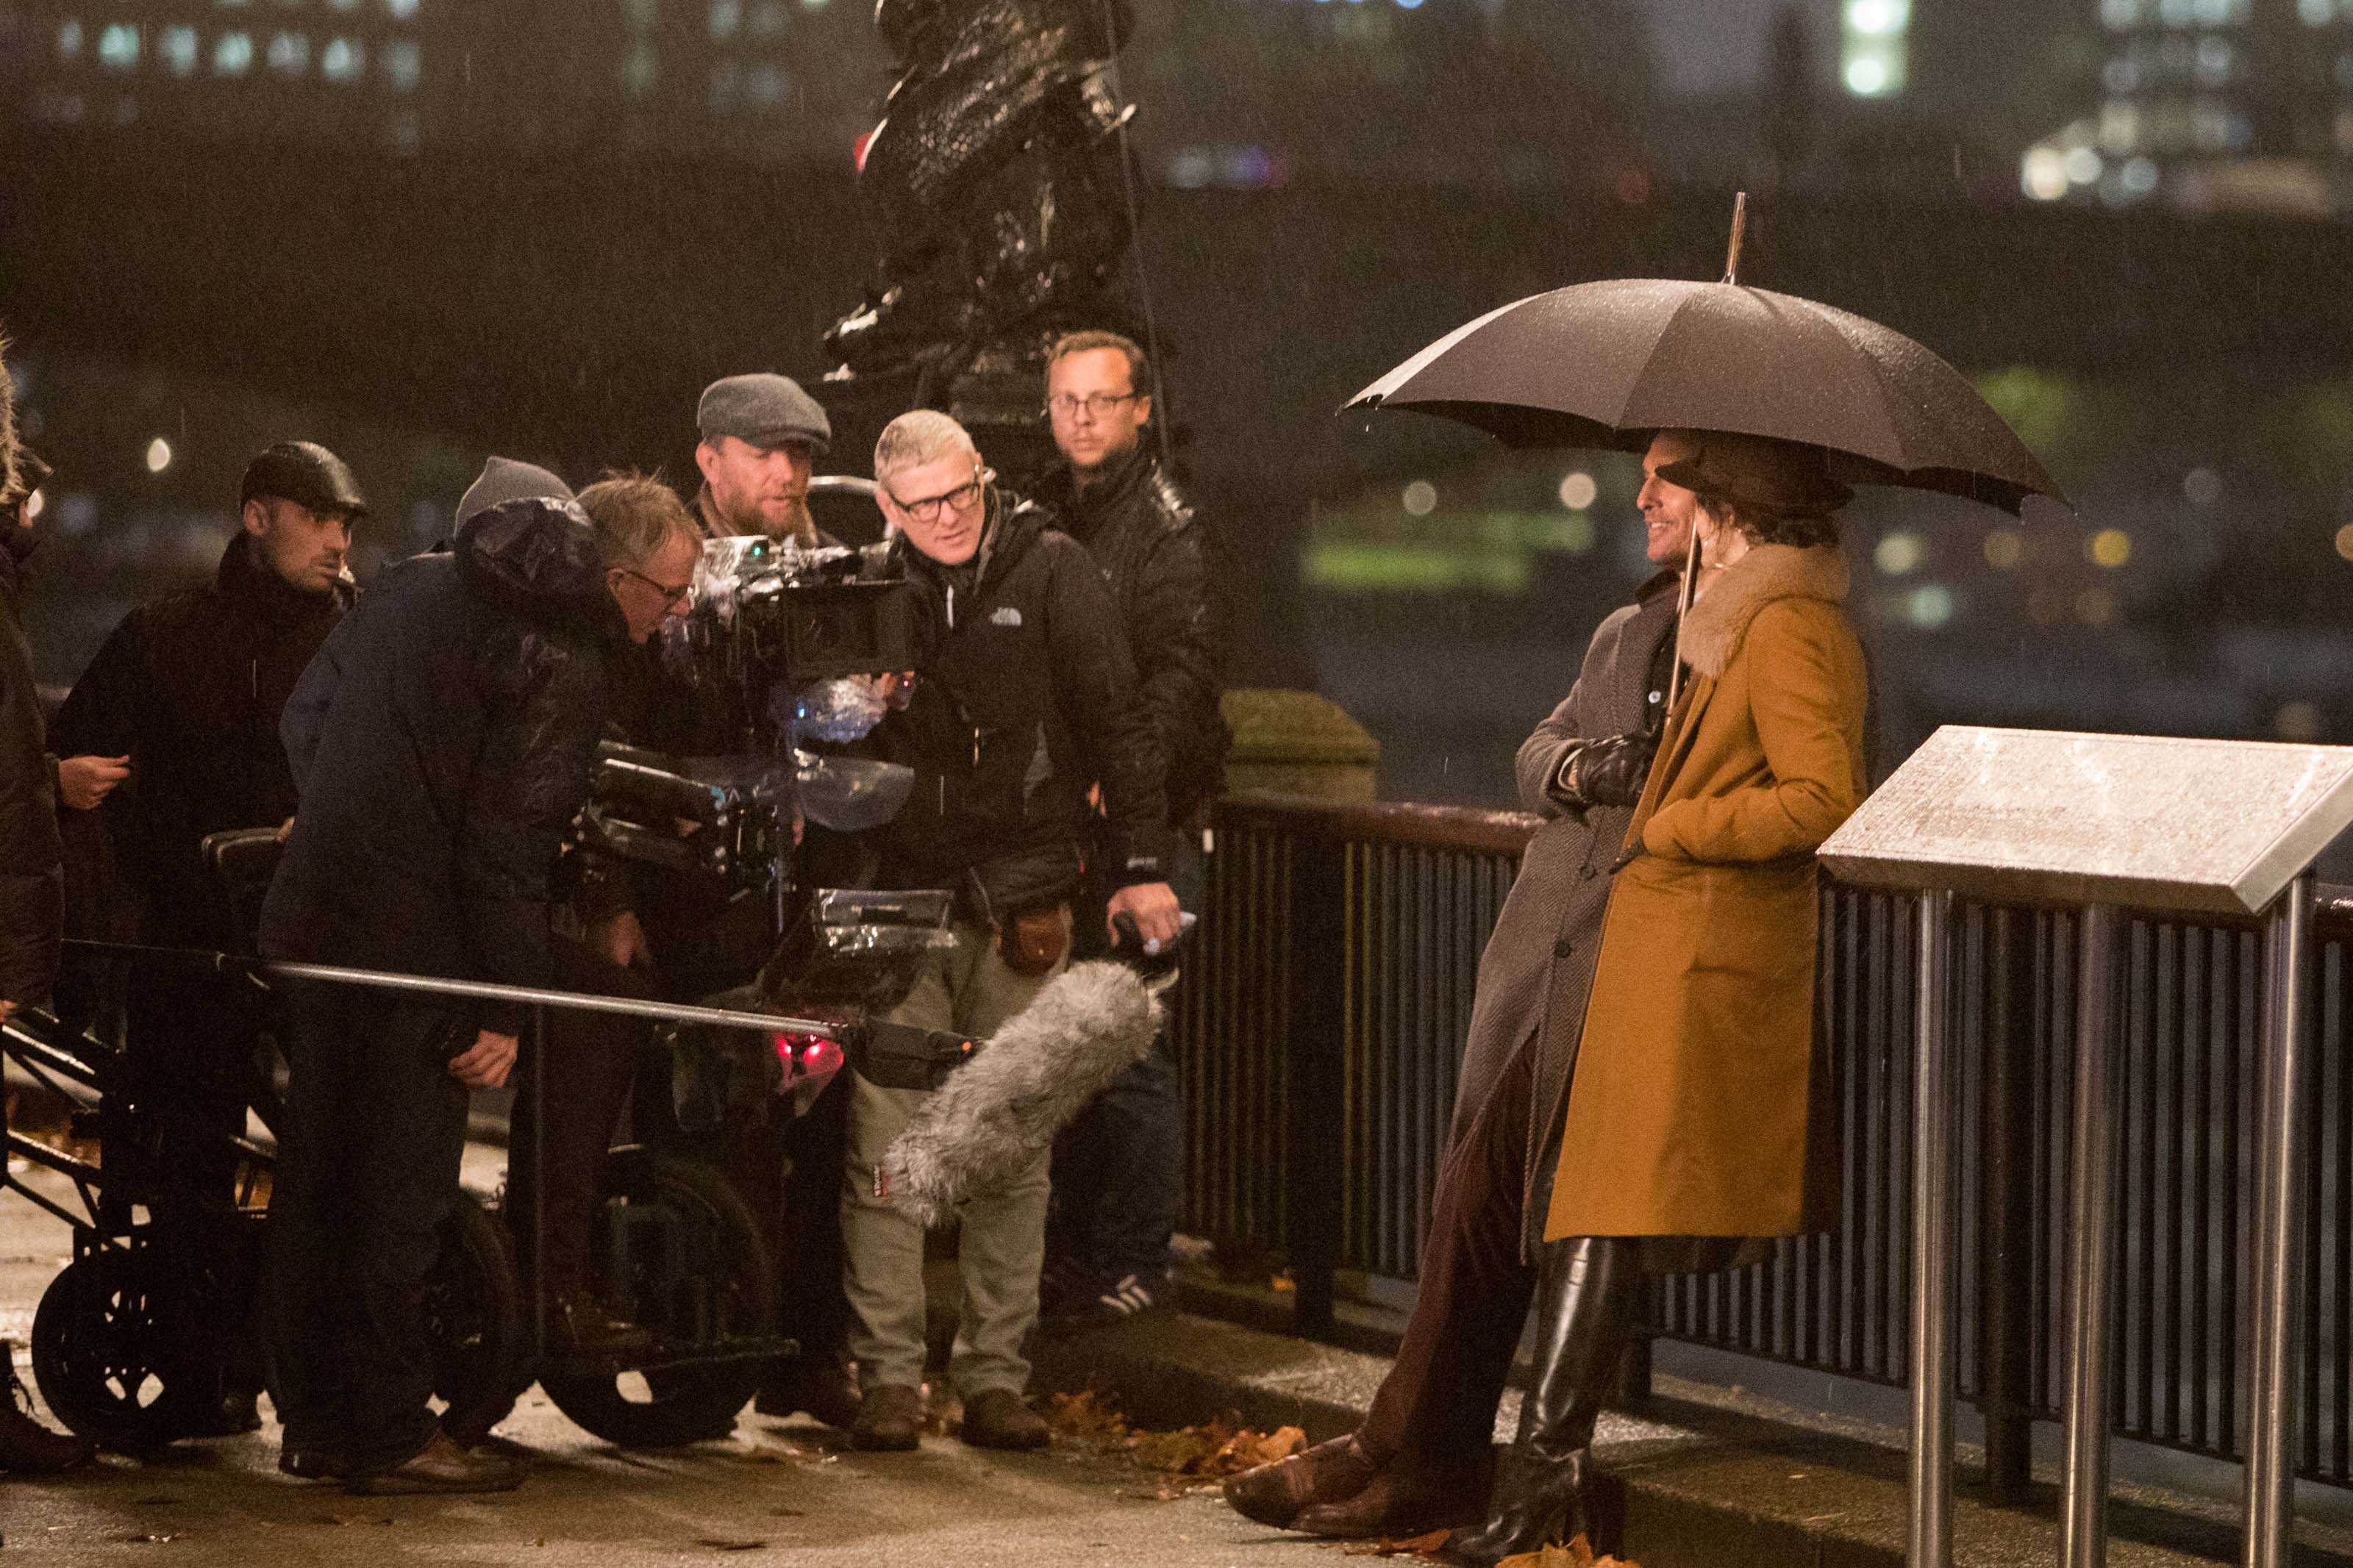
top-left (2022, 0), bottom-right (2353, 214)
top-left (0, 0), bottom-right (885, 160)
top-left (1118, 0), bottom-right (1656, 191)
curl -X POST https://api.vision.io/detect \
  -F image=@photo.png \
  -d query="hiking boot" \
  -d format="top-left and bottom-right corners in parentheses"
top-left (959, 1388), bottom-right (1049, 1452)
top-left (0, 1342), bottom-right (93, 1474)
top-left (849, 1384), bottom-right (923, 1452)
top-left (345, 1431), bottom-right (525, 1495)
top-left (756, 1359), bottom-right (863, 1429)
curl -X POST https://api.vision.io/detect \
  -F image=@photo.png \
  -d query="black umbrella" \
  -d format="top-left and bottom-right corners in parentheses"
top-left (1346, 217), bottom-right (2065, 517)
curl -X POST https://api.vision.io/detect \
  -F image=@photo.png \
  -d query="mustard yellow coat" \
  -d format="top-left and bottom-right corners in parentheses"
top-left (1545, 544), bottom-right (1868, 1241)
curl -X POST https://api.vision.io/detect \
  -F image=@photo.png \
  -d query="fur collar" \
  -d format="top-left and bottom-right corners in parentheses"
top-left (1677, 543), bottom-right (1849, 679)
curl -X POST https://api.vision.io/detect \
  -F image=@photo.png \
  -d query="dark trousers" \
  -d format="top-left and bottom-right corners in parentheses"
top-left (506, 940), bottom-right (651, 1294)
top-left (126, 963), bottom-right (255, 1209)
top-left (263, 980), bottom-right (470, 1474)
top-left (1046, 833), bottom-right (1201, 1286)
top-left (1360, 1038), bottom-right (1541, 1467)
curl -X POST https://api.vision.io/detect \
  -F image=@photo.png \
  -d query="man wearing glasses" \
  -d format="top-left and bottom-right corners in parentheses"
top-left (1031, 331), bottom-right (1225, 1336)
top-left (840, 409), bottom-right (1182, 1454)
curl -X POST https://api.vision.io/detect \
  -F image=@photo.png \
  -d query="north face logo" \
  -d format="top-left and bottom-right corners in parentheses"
top-left (990, 607), bottom-right (1023, 627)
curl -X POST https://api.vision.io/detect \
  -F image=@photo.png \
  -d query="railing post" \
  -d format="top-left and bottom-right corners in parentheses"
top-left (2245, 873), bottom-right (2313, 1568)
top-left (1909, 889), bottom-right (1957, 1568)
top-left (1977, 905), bottom-right (2038, 1502)
top-left (1286, 828), bottom-right (1349, 1339)
top-left (2063, 903), bottom-right (2124, 1568)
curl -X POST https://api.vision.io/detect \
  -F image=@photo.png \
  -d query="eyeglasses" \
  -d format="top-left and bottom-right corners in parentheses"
top-left (618, 567), bottom-right (695, 609)
top-left (885, 466), bottom-right (986, 525)
top-left (1044, 392), bottom-right (1140, 420)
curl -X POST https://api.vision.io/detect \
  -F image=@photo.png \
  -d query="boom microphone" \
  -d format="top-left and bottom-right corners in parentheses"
top-left (880, 960), bottom-right (1160, 1228)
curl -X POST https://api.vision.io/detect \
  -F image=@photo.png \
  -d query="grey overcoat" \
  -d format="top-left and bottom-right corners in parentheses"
top-left (1452, 570), bottom-right (1679, 1256)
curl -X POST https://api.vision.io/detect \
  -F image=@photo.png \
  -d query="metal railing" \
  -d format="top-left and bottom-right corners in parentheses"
top-left (1174, 794), bottom-right (2353, 1492)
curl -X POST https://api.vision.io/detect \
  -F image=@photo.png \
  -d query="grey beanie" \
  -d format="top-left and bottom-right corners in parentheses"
top-left (458, 456), bottom-right (573, 524)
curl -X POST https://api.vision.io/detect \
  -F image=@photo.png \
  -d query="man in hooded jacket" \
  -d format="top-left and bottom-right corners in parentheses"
top-left (260, 482), bottom-right (621, 1494)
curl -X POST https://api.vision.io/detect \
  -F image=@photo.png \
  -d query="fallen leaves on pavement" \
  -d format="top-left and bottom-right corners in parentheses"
top-left (1043, 1387), bottom-right (1304, 1500)
top-left (1496, 1533), bottom-right (1638, 1568)
top-left (1339, 1528), bottom-right (1454, 1557)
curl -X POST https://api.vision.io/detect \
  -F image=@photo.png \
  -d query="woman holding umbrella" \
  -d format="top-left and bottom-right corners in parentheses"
top-left (1457, 429), bottom-right (1869, 1560)
top-left (1227, 234), bottom-right (2057, 1556)
top-left (1222, 429), bottom-right (1869, 1556)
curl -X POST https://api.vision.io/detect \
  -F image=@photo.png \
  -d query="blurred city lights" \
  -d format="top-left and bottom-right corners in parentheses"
top-left (2076, 587), bottom-right (2115, 626)
top-left (1846, 56), bottom-right (1891, 95)
top-left (1401, 480), bottom-right (1437, 517)
top-left (1907, 584), bottom-right (1955, 629)
top-left (145, 437), bottom-right (173, 473)
top-left (2335, 523), bottom-right (2353, 562)
top-left (2022, 148), bottom-right (2071, 200)
top-left (1557, 471), bottom-right (1597, 510)
top-left (2087, 528), bottom-right (2132, 568)
top-left (1982, 528), bottom-right (2024, 569)
top-left (1874, 531), bottom-right (1925, 575)
top-left (2183, 466), bottom-right (2223, 506)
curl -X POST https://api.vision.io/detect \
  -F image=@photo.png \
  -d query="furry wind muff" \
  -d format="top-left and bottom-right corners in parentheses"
top-left (881, 960), bottom-right (1160, 1228)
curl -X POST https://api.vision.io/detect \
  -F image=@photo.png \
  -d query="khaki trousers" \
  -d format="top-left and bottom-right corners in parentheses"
top-left (841, 912), bottom-right (1068, 1395)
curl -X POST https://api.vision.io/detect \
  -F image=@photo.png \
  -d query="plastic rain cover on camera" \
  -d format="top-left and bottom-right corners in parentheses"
top-left (811, 888), bottom-right (954, 928)
top-left (793, 749), bottom-right (915, 833)
top-left (778, 676), bottom-right (892, 745)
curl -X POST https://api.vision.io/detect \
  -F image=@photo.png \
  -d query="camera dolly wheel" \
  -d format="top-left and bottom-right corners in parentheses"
top-left (539, 1146), bottom-right (779, 1448)
top-left (426, 1192), bottom-right (530, 1444)
top-left (30, 1247), bottom-right (199, 1453)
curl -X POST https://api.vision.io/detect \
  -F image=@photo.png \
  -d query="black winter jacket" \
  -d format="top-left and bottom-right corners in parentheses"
top-left (260, 499), bottom-right (617, 1036)
top-left (876, 490), bottom-right (1168, 916)
top-left (1035, 448), bottom-right (1227, 822)
top-left (51, 534), bottom-right (348, 945)
top-left (0, 529), bottom-right (61, 1006)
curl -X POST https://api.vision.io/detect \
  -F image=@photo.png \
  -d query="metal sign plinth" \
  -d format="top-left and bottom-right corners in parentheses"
top-left (1825, 727), bottom-right (2353, 1568)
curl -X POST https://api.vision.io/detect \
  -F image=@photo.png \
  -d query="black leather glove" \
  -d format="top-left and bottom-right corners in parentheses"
top-left (1563, 731), bottom-right (1657, 811)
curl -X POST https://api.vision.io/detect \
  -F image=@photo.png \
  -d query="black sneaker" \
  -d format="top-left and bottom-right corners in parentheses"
top-left (1038, 1271), bottom-right (1169, 1338)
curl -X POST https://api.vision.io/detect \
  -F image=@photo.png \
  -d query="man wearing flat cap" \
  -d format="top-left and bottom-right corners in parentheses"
top-left (47, 440), bottom-right (367, 1434)
top-left (693, 372), bottom-right (833, 545)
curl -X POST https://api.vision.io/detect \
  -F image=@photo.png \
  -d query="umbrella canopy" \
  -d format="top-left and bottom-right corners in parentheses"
top-left (1347, 277), bottom-right (2065, 515)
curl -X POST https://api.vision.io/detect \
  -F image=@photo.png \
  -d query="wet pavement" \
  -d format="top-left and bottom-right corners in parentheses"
top-left (1, 1156), bottom-right (1348, 1568)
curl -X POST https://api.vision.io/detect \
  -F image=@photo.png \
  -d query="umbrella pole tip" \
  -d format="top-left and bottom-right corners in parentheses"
top-left (1724, 190), bottom-right (1750, 287)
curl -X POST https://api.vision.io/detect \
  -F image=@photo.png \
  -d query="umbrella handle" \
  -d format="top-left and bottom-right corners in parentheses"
top-left (1665, 537), bottom-right (1700, 714)
top-left (1722, 190), bottom-right (1749, 287)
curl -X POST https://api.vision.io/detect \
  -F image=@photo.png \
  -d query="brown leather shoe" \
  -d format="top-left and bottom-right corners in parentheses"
top-left (959, 1388), bottom-right (1049, 1452)
top-left (1292, 1452), bottom-right (1488, 1539)
top-left (757, 1359), bottom-right (864, 1429)
top-left (345, 1431), bottom-right (525, 1495)
top-left (1222, 1433), bottom-right (1379, 1529)
top-left (849, 1383), bottom-right (924, 1452)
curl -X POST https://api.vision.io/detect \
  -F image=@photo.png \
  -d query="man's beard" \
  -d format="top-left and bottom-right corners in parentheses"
top-left (729, 493), bottom-right (815, 544)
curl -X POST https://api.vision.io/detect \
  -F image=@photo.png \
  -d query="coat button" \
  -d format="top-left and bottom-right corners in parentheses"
top-left (1581, 866), bottom-right (1599, 881)
top-left (1554, 937), bottom-right (1575, 958)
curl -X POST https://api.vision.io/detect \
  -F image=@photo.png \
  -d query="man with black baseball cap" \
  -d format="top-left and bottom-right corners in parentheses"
top-left (693, 372), bottom-right (831, 545)
top-left (48, 439), bottom-right (367, 1436)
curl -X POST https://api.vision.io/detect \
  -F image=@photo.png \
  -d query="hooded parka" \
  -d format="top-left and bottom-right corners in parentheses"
top-left (1546, 543), bottom-right (1867, 1242)
top-left (261, 498), bottom-right (618, 1037)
